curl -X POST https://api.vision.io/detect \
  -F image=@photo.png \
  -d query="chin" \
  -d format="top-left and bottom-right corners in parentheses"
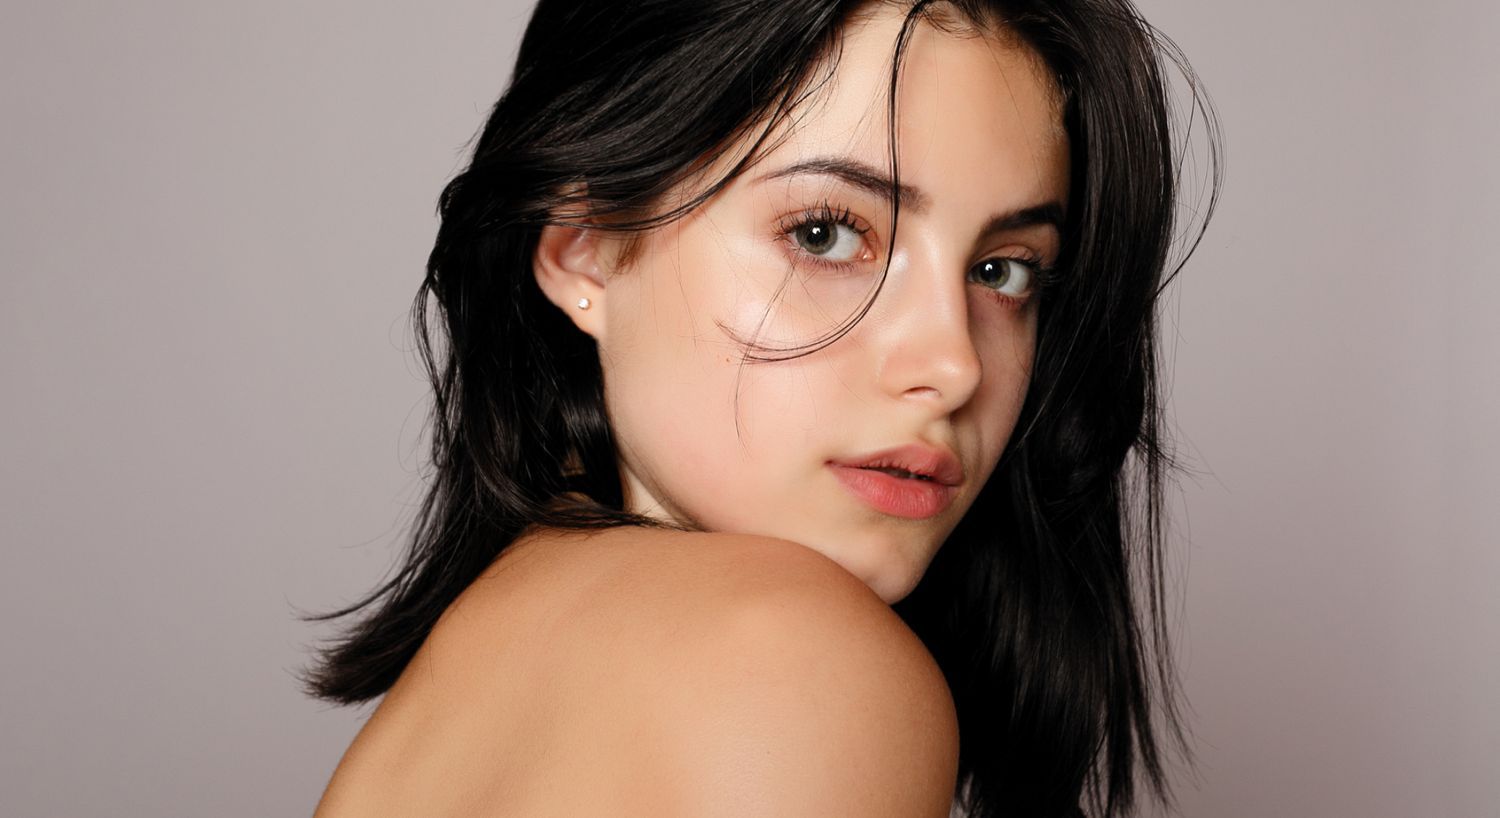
top-left (837, 538), bottom-right (928, 606)
top-left (870, 569), bottom-right (925, 606)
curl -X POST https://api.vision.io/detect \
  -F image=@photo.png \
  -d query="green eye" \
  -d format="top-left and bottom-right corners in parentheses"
top-left (779, 201), bottom-right (873, 270)
top-left (793, 220), bottom-right (863, 261)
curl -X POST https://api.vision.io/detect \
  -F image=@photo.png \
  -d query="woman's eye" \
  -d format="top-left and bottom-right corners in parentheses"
top-left (970, 257), bottom-right (1038, 297)
top-left (790, 219), bottom-right (866, 263)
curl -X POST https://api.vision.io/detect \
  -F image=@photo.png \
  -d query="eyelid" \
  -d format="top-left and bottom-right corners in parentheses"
top-left (970, 251), bottom-right (1057, 309)
top-left (774, 199), bottom-right (879, 271)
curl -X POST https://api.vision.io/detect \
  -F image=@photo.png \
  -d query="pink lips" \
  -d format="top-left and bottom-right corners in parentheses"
top-left (827, 443), bottom-right (964, 519)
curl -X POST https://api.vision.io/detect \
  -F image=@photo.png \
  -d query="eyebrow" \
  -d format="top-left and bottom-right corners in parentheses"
top-left (756, 156), bottom-right (1066, 236)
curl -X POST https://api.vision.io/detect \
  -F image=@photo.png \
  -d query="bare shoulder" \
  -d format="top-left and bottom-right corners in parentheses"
top-left (315, 526), bottom-right (958, 817)
top-left (514, 526), bottom-right (961, 816)
top-left (664, 540), bottom-right (960, 816)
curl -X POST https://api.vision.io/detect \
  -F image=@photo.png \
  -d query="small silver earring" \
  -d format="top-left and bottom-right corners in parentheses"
top-left (576, 297), bottom-right (591, 310)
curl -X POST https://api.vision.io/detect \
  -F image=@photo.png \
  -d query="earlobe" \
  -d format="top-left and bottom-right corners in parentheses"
top-left (533, 221), bottom-right (609, 341)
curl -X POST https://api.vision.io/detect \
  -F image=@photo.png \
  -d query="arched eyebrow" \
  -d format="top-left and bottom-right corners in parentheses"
top-left (755, 155), bottom-right (1065, 237)
top-left (758, 157), bottom-right (934, 212)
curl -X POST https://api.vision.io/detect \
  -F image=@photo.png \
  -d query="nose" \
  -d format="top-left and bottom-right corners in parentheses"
top-left (872, 253), bottom-right (983, 415)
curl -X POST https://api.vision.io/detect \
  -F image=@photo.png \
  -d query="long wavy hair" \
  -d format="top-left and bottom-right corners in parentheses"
top-left (303, 1), bottom-right (1221, 816)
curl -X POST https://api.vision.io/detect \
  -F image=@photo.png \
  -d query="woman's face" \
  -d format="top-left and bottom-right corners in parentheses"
top-left (544, 7), bottom-right (1069, 603)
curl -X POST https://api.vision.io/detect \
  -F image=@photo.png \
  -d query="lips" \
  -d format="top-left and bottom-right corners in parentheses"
top-left (827, 442), bottom-right (964, 488)
top-left (826, 442), bottom-right (964, 520)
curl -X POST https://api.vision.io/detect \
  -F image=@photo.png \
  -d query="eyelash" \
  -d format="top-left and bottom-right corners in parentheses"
top-left (775, 199), bottom-right (1053, 308)
top-left (775, 200), bottom-right (872, 261)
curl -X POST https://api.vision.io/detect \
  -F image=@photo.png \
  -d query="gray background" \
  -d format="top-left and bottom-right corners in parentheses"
top-left (2, 1), bottom-right (1495, 816)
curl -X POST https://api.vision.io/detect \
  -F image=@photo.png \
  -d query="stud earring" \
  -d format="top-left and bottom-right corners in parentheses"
top-left (576, 297), bottom-right (591, 310)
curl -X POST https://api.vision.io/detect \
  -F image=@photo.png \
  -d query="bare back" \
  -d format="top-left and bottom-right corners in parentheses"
top-left (314, 525), bottom-right (959, 816)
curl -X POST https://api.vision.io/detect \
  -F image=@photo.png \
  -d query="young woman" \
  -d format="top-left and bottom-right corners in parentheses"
top-left (306, 0), bottom-right (1219, 815)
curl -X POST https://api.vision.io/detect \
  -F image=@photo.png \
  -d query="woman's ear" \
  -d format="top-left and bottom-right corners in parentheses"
top-left (533, 219), bottom-right (613, 341)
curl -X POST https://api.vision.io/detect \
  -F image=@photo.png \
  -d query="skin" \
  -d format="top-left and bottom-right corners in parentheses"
top-left (316, 7), bottom-right (1070, 815)
top-left (316, 530), bottom-right (965, 816)
top-left (537, 7), bottom-right (1070, 604)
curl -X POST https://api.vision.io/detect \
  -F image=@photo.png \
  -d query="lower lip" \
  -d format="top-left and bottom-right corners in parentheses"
top-left (828, 464), bottom-right (957, 519)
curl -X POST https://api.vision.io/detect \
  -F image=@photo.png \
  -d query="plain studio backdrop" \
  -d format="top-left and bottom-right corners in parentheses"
top-left (2, 1), bottom-right (1495, 816)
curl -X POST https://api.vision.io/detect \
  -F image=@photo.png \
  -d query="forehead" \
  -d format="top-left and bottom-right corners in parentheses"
top-left (726, 5), bottom-right (1069, 214)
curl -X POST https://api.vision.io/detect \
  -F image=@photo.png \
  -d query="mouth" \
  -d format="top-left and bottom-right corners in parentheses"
top-left (825, 442), bottom-right (964, 520)
top-left (828, 442), bottom-right (965, 488)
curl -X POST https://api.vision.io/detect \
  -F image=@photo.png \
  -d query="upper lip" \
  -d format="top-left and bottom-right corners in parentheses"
top-left (829, 442), bottom-right (965, 487)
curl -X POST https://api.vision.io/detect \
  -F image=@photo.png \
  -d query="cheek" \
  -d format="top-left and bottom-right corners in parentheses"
top-left (609, 365), bottom-right (815, 534)
top-left (605, 273), bottom-right (736, 444)
top-left (973, 315), bottom-right (1038, 462)
top-left (600, 238), bottom-right (808, 522)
